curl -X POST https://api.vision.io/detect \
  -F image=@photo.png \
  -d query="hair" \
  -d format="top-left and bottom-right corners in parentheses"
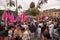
top-left (39, 26), bottom-right (41, 28)
top-left (14, 22), bottom-right (17, 25)
top-left (43, 32), bottom-right (51, 39)
top-left (7, 25), bottom-right (13, 30)
top-left (21, 27), bottom-right (25, 32)
top-left (40, 21), bottom-right (43, 23)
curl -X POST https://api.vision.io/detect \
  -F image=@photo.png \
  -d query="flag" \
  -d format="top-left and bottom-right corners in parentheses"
top-left (2, 10), bottom-right (8, 20)
top-left (14, 14), bottom-right (16, 20)
top-left (16, 15), bottom-right (20, 21)
top-left (7, 13), bottom-right (11, 21)
top-left (38, 15), bottom-right (43, 19)
top-left (10, 13), bottom-right (14, 22)
top-left (21, 12), bottom-right (27, 22)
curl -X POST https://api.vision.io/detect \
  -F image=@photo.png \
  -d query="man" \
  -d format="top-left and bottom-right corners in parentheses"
top-left (53, 25), bottom-right (60, 40)
top-left (48, 21), bottom-right (54, 40)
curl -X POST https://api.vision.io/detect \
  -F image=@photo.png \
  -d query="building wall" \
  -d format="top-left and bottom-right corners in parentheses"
top-left (42, 9), bottom-right (60, 17)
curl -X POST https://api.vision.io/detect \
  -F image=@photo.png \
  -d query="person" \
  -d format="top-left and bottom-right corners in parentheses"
top-left (42, 24), bottom-right (51, 40)
top-left (8, 25), bottom-right (14, 40)
top-left (48, 21), bottom-right (54, 40)
top-left (1, 20), bottom-right (5, 30)
top-left (29, 22), bottom-right (36, 38)
top-left (43, 31), bottom-right (51, 40)
top-left (0, 23), bottom-right (3, 31)
top-left (0, 30), bottom-right (8, 40)
top-left (0, 25), bottom-right (14, 40)
top-left (53, 25), bottom-right (60, 40)
top-left (13, 21), bottom-right (17, 30)
top-left (21, 22), bottom-right (28, 30)
top-left (37, 26), bottom-right (41, 38)
top-left (14, 25), bottom-right (22, 40)
top-left (22, 28), bottom-right (30, 40)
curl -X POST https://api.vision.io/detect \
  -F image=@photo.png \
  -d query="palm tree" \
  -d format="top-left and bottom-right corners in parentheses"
top-left (6, 0), bottom-right (16, 15)
top-left (7, 0), bottom-right (15, 7)
top-left (18, 5), bottom-right (22, 9)
top-left (37, 0), bottom-right (48, 8)
top-left (30, 2), bottom-right (35, 8)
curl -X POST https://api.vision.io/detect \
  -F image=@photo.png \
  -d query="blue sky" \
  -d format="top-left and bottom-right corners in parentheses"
top-left (0, 0), bottom-right (60, 11)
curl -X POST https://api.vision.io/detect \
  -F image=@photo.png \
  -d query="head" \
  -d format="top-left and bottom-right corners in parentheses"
top-left (14, 21), bottom-right (17, 25)
top-left (7, 25), bottom-right (14, 30)
top-left (17, 24), bottom-right (21, 30)
top-left (21, 27), bottom-right (25, 32)
top-left (23, 22), bottom-right (26, 25)
top-left (40, 21), bottom-right (43, 23)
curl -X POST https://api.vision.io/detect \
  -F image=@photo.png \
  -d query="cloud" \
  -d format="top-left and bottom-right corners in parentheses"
top-left (41, 0), bottom-right (60, 10)
top-left (0, 0), bottom-right (60, 11)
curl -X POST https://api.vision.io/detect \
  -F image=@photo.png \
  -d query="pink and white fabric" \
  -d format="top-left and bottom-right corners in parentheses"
top-left (10, 13), bottom-right (14, 22)
top-left (21, 12), bottom-right (27, 22)
top-left (2, 10), bottom-right (8, 20)
top-left (16, 15), bottom-right (20, 21)
top-left (8, 12), bottom-right (11, 20)
top-left (39, 15), bottom-right (43, 19)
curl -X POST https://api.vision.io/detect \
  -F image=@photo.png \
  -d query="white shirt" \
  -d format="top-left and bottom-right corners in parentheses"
top-left (48, 24), bottom-right (54, 32)
top-left (22, 30), bottom-right (30, 40)
top-left (49, 24), bottom-right (54, 28)
top-left (45, 16), bottom-right (48, 20)
top-left (38, 23), bottom-right (43, 27)
top-left (8, 30), bottom-right (13, 37)
top-left (37, 28), bottom-right (41, 34)
top-left (22, 25), bottom-right (28, 30)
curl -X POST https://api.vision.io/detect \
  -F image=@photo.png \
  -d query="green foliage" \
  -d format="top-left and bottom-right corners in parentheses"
top-left (26, 8), bottom-right (39, 16)
top-left (25, 9), bottom-right (31, 15)
top-left (30, 2), bottom-right (35, 8)
top-left (25, 2), bottom-right (39, 16)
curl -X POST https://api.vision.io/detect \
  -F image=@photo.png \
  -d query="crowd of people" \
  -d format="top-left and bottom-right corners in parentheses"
top-left (0, 15), bottom-right (60, 40)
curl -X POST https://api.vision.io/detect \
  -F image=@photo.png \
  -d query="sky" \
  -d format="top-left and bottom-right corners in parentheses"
top-left (0, 0), bottom-right (60, 11)
top-left (41, 0), bottom-right (60, 10)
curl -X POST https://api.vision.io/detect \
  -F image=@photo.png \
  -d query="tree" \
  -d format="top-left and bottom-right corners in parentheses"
top-left (30, 2), bottom-right (35, 8)
top-left (26, 2), bottom-right (39, 16)
top-left (18, 5), bottom-right (22, 9)
top-left (25, 9), bottom-right (31, 15)
top-left (7, 0), bottom-right (15, 7)
top-left (26, 8), bottom-right (39, 16)
top-left (37, 0), bottom-right (48, 8)
top-left (30, 8), bottom-right (39, 16)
